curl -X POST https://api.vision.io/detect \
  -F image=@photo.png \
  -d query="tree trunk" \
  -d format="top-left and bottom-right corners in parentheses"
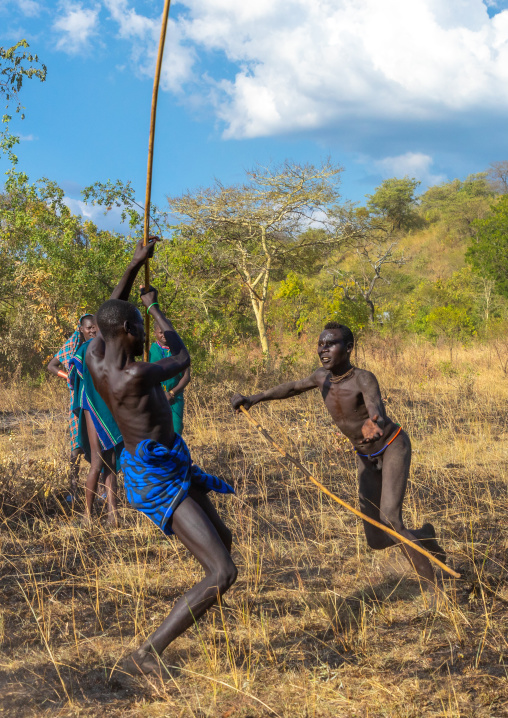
top-left (366, 297), bottom-right (375, 323)
top-left (251, 294), bottom-right (269, 355)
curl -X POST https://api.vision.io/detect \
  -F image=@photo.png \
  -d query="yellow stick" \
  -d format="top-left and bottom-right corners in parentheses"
top-left (240, 406), bottom-right (460, 579)
top-left (143, 0), bottom-right (172, 360)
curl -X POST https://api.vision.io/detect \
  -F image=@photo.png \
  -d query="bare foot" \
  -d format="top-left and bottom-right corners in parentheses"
top-left (117, 650), bottom-right (170, 678)
top-left (420, 523), bottom-right (447, 565)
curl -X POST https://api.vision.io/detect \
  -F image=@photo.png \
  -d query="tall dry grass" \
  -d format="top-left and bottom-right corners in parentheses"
top-left (0, 339), bottom-right (507, 717)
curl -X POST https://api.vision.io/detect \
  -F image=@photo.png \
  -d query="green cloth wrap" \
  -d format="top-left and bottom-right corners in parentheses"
top-left (149, 342), bottom-right (185, 435)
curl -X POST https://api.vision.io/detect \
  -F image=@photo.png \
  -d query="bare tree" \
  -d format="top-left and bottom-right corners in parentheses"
top-left (487, 161), bottom-right (508, 194)
top-left (169, 161), bottom-right (346, 356)
top-left (331, 235), bottom-right (406, 323)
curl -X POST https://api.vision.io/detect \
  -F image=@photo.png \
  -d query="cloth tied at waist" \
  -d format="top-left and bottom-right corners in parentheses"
top-left (120, 434), bottom-right (234, 535)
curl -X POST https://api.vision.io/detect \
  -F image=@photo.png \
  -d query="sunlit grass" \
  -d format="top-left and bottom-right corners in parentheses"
top-left (0, 340), bottom-right (507, 716)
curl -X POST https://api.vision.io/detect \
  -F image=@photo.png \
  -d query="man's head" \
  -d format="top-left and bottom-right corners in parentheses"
top-left (79, 314), bottom-right (97, 342)
top-left (96, 299), bottom-right (144, 355)
top-left (317, 322), bottom-right (354, 371)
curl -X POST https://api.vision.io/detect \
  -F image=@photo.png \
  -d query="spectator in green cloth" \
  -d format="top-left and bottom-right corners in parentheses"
top-left (47, 314), bottom-right (96, 501)
top-left (149, 321), bottom-right (191, 435)
top-left (69, 339), bottom-right (124, 526)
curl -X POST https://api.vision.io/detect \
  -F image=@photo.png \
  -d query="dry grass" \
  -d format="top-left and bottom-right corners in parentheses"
top-left (0, 339), bottom-right (507, 717)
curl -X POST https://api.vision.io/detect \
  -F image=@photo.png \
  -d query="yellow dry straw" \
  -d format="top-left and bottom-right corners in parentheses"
top-left (143, 0), bottom-right (171, 360)
top-left (240, 406), bottom-right (460, 580)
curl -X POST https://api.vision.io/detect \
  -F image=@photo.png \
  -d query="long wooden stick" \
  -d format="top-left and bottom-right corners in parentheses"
top-left (143, 0), bottom-right (172, 360)
top-left (240, 406), bottom-right (460, 579)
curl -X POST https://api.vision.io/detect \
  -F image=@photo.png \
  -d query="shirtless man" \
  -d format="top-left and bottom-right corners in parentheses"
top-left (86, 239), bottom-right (236, 676)
top-left (231, 322), bottom-right (445, 593)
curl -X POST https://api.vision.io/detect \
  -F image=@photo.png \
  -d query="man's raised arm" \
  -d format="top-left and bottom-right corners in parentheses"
top-left (231, 374), bottom-right (319, 412)
top-left (140, 286), bottom-right (190, 381)
top-left (110, 237), bottom-right (159, 301)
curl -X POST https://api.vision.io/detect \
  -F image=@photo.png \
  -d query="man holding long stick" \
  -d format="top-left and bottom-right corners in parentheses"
top-left (231, 322), bottom-right (446, 594)
top-left (87, 238), bottom-right (236, 676)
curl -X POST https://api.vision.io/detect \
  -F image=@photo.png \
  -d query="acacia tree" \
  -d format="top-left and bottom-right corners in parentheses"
top-left (168, 161), bottom-right (345, 355)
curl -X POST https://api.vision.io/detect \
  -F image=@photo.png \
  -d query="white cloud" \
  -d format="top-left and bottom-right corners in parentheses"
top-left (63, 196), bottom-right (128, 231)
top-left (54, 2), bottom-right (99, 54)
top-left (18, 0), bottom-right (42, 16)
top-left (19, 133), bottom-right (37, 141)
top-left (103, 0), bottom-right (195, 91)
top-left (373, 152), bottom-right (446, 186)
top-left (99, 0), bottom-right (508, 141)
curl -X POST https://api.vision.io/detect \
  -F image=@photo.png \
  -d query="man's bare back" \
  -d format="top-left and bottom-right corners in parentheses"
top-left (87, 289), bottom-right (188, 454)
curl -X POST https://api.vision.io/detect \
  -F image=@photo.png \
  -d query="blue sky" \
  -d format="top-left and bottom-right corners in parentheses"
top-left (2, 0), bottom-right (508, 232)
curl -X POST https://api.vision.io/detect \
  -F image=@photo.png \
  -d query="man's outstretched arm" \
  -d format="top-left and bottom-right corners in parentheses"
top-left (231, 374), bottom-right (319, 412)
top-left (110, 237), bottom-right (159, 301)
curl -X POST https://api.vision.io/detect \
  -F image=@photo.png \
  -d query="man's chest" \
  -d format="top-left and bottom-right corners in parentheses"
top-left (321, 384), bottom-right (366, 422)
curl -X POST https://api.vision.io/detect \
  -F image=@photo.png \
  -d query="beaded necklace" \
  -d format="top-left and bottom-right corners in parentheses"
top-left (329, 366), bottom-right (355, 384)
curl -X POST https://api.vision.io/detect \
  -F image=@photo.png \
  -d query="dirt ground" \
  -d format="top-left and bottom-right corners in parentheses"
top-left (0, 343), bottom-right (507, 717)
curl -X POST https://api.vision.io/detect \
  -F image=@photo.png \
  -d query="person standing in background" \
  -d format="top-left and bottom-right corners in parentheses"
top-left (150, 321), bottom-right (191, 435)
top-left (47, 314), bottom-right (96, 501)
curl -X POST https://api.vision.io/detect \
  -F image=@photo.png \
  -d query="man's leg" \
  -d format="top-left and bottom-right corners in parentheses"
top-left (358, 455), bottom-right (393, 550)
top-left (376, 431), bottom-right (437, 589)
top-left (83, 411), bottom-right (103, 523)
top-left (101, 448), bottom-right (119, 527)
top-left (124, 495), bottom-right (237, 675)
top-left (188, 486), bottom-right (232, 552)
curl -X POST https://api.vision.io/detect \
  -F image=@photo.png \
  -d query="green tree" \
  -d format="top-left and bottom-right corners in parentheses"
top-left (1, 40), bottom-right (47, 168)
top-left (0, 172), bottom-right (130, 376)
top-left (366, 177), bottom-right (424, 232)
top-left (466, 194), bottom-right (508, 298)
top-left (419, 173), bottom-right (495, 240)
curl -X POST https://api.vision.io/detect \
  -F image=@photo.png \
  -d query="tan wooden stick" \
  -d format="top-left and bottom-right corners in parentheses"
top-left (143, 0), bottom-right (172, 360)
top-left (240, 406), bottom-right (460, 579)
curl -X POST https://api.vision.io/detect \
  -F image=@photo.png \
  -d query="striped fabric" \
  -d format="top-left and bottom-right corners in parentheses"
top-left (69, 409), bottom-right (80, 451)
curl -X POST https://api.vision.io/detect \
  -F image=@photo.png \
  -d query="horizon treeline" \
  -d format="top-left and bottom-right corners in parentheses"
top-left (0, 160), bottom-right (507, 380)
top-left (1, 41), bottom-right (508, 380)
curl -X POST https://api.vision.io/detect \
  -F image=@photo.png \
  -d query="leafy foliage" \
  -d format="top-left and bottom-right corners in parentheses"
top-left (0, 40), bottom-right (47, 117)
top-left (467, 195), bottom-right (508, 298)
top-left (419, 174), bottom-right (495, 240)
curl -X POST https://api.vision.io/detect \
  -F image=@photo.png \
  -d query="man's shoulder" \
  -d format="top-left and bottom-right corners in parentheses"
top-left (86, 338), bottom-right (104, 364)
top-left (309, 367), bottom-right (328, 384)
top-left (354, 368), bottom-right (379, 386)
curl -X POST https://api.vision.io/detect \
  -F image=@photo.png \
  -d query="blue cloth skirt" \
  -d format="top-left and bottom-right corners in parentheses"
top-left (120, 434), bottom-right (234, 535)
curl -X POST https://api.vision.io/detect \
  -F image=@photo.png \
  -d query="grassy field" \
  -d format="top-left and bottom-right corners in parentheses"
top-left (0, 339), bottom-right (507, 717)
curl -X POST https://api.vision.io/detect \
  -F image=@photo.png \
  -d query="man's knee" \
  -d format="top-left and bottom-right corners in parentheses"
top-left (217, 559), bottom-right (237, 593)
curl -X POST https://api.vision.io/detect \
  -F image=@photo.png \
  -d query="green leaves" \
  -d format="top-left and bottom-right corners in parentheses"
top-left (366, 177), bottom-right (423, 232)
top-left (0, 40), bottom-right (47, 118)
top-left (467, 195), bottom-right (508, 298)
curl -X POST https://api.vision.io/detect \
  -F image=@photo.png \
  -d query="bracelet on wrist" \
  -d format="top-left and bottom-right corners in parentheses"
top-left (147, 302), bottom-right (159, 314)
